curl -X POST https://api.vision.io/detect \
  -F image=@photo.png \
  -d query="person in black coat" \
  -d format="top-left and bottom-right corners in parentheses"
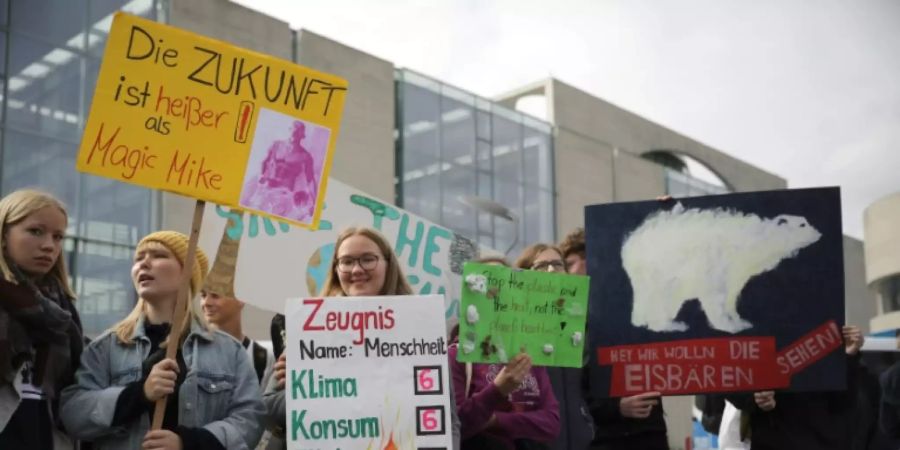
top-left (729, 325), bottom-right (864, 450)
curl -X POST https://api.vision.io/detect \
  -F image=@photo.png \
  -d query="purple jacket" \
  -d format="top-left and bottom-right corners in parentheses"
top-left (449, 344), bottom-right (560, 449)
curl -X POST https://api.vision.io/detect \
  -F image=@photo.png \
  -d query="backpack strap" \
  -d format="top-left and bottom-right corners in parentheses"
top-left (251, 341), bottom-right (267, 385)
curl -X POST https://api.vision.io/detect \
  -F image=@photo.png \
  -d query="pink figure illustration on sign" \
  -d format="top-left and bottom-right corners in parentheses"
top-left (240, 109), bottom-right (330, 223)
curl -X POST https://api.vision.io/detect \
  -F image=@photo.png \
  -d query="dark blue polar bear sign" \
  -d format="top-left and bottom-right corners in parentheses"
top-left (584, 187), bottom-right (845, 396)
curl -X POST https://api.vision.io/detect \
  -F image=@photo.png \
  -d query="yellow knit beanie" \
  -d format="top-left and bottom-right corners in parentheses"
top-left (137, 231), bottom-right (209, 297)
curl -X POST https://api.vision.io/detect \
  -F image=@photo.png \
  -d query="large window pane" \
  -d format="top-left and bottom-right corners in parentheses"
top-left (881, 276), bottom-right (900, 313)
top-left (441, 164), bottom-right (475, 236)
top-left (10, 0), bottom-right (87, 49)
top-left (524, 126), bottom-right (552, 189)
top-left (402, 83), bottom-right (440, 174)
top-left (494, 180), bottom-right (522, 253)
top-left (397, 70), bottom-right (554, 252)
top-left (0, 0), bottom-right (8, 26)
top-left (402, 175), bottom-right (440, 225)
top-left (79, 174), bottom-right (152, 245)
top-left (88, 0), bottom-right (156, 57)
top-left (524, 187), bottom-right (554, 246)
top-left (2, 130), bottom-right (79, 209)
top-left (73, 239), bottom-right (138, 336)
top-left (0, 33), bottom-right (7, 75)
top-left (492, 114), bottom-right (522, 187)
top-left (7, 35), bottom-right (83, 141)
top-left (440, 96), bottom-right (474, 166)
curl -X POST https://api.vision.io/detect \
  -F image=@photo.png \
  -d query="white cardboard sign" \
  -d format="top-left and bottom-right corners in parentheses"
top-left (199, 179), bottom-right (483, 324)
top-left (285, 295), bottom-right (452, 449)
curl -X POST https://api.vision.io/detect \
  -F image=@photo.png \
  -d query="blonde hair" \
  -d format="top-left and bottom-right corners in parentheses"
top-left (514, 243), bottom-right (565, 270)
top-left (0, 189), bottom-right (75, 299)
top-left (113, 239), bottom-right (208, 345)
top-left (320, 227), bottom-right (413, 296)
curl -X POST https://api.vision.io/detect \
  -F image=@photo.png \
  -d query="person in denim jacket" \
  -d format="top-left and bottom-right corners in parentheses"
top-left (60, 231), bottom-right (264, 450)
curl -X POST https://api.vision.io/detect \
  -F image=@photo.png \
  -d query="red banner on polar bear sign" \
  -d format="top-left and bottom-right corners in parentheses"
top-left (775, 320), bottom-right (843, 376)
top-left (598, 320), bottom-right (842, 395)
top-left (600, 337), bottom-right (789, 396)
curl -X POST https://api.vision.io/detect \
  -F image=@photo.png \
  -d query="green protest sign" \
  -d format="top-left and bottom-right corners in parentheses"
top-left (456, 262), bottom-right (590, 368)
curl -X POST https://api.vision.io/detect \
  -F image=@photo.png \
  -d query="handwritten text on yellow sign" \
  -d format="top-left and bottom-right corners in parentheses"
top-left (77, 13), bottom-right (347, 228)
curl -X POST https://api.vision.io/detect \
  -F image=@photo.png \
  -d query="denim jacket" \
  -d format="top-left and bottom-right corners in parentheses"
top-left (59, 317), bottom-right (264, 450)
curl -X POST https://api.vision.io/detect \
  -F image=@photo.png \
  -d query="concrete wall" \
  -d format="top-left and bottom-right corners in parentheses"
top-left (295, 30), bottom-right (396, 202)
top-left (844, 236), bottom-right (877, 334)
top-left (865, 192), bottom-right (900, 332)
top-left (613, 150), bottom-right (667, 202)
top-left (553, 129), bottom-right (615, 237)
top-left (546, 79), bottom-right (786, 193)
top-left (864, 193), bottom-right (900, 284)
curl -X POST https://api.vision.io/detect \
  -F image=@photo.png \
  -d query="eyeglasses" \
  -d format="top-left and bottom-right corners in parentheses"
top-left (531, 260), bottom-right (566, 272)
top-left (336, 254), bottom-right (382, 273)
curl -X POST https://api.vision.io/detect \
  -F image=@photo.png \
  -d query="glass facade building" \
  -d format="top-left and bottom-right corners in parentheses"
top-left (879, 276), bottom-right (900, 314)
top-left (665, 169), bottom-right (730, 197)
top-left (395, 69), bottom-right (555, 256)
top-left (0, 0), bottom-right (163, 335)
top-left (1, 1), bottom-right (757, 338)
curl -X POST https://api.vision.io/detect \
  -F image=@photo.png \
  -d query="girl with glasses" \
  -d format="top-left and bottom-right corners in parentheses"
top-left (264, 227), bottom-right (445, 449)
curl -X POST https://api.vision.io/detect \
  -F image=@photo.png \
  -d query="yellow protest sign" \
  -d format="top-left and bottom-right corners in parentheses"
top-left (77, 13), bottom-right (347, 229)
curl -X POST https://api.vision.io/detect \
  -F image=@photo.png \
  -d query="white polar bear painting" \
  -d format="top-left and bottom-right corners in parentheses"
top-left (622, 203), bottom-right (822, 333)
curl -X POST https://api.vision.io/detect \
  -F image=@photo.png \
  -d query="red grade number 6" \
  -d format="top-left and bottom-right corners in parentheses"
top-left (418, 368), bottom-right (434, 391)
top-left (422, 409), bottom-right (438, 430)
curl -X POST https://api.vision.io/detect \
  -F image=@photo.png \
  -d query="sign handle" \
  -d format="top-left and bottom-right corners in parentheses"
top-left (151, 199), bottom-right (206, 430)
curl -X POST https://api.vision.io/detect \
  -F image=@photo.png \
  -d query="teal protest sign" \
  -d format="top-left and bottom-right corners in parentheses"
top-left (457, 262), bottom-right (590, 368)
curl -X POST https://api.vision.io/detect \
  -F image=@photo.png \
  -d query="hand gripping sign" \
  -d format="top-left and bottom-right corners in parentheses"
top-left (585, 187), bottom-right (847, 396)
top-left (75, 12), bottom-right (347, 430)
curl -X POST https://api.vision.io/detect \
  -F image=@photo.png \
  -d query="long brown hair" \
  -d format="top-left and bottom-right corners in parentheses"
top-left (514, 243), bottom-right (564, 270)
top-left (320, 227), bottom-right (413, 296)
top-left (0, 189), bottom-right (75, 299)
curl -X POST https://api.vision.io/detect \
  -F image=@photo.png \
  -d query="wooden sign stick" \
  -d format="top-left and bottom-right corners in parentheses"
top-left (151, 199), bottom-right (206, 430)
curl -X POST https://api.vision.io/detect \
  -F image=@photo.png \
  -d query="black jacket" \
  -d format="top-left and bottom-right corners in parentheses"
top-left (581, 369), bottom-right (668, 449)
top-left (728, 354), bottom-right (861, 450)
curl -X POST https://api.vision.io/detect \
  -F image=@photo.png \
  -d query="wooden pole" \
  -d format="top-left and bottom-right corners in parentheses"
top-left (151, 199), bottom-right (206, 430)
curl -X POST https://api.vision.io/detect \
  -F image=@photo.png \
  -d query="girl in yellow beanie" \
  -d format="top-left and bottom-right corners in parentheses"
top-left (60, 231), bottom-right (264, 450)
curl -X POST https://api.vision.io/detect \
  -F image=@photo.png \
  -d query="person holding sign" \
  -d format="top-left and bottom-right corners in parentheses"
top-left (200, 225), bottom-right (275, 393)
top-left (200, 292), bottom-right (275, 391)
top-left (0, 190), bottom-right (84, 450)
top-left (60, 231), bottom-right (264, 450)
top-left (263, 227), bottom-right (427, 446)
top-left (560, 227), bottom-right (670, 450)
top-left (451, 245), bottom-right (562, 450)
top-left (727, 325), bottom-right (864, 450)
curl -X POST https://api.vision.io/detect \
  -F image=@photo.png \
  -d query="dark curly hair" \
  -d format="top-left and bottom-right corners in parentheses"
top-left (558, 228), bottom-right (585, 259)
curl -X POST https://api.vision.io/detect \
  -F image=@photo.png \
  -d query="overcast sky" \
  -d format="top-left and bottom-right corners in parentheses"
top-left (235, 0), bottom-right (899, 239)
